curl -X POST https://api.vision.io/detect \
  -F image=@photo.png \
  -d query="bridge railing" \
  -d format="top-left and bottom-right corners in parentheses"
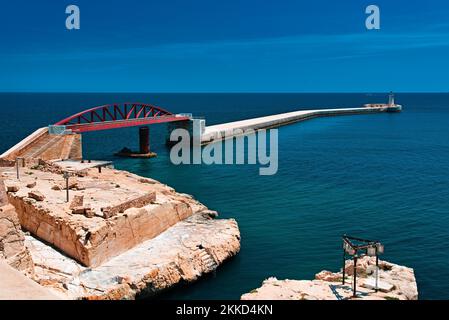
top-left (48, 125), bottom-right (72, 135)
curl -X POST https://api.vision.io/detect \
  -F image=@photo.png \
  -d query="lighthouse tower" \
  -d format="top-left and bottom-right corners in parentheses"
top-left (388, 91), bottom-right (395, 106)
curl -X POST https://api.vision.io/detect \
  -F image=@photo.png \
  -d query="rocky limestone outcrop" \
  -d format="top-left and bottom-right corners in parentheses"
top-left (26, 212), bottom-right (240, 299)
top-left (0, 178), bottom-right (34, 275)
top-left (1, 165), bottom-right (240, 299)
top-left (2, 167), bottom-right (210, 267)
top-left (241, 256), bottom-right (418, 300)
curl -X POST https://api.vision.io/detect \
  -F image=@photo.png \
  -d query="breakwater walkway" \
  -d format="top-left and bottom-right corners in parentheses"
top-left (201, 104), bottom-right (401, 144)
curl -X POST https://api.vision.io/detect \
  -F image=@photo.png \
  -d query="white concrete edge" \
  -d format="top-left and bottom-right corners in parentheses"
top-left (0, 127), bottom-right (48, 159)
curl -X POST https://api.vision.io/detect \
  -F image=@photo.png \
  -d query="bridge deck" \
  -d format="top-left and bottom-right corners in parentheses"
top-left (65, 115), bottom-right (190, 133)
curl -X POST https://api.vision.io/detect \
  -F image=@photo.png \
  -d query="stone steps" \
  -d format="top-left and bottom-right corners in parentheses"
top-left (197, 248), bottom-right (217, 272)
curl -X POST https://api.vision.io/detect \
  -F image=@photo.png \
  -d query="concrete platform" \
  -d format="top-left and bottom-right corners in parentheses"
top-left (0, 261), bottom-right (62, 300)
top-left (52, 160), bottom-right (113, 172)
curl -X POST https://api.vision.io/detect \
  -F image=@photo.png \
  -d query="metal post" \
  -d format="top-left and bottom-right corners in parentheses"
top-left (15, 157), bottom-right (24, 180)
top-left (342, 248), bottom-right (346, 285)
top-left (66, 178), bottom-right (69, 202)
top-left (16, 159), bottom-right (20, 180)
top-left (353, 256), bottom-right (357, 297)
top-left (63, 172), bottom-right (70, 203)
top-left (375, 250), bottom-right (379, 292)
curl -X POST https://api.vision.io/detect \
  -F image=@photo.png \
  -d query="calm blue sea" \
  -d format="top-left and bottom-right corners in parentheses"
top-left (1, 93), bottom-right (448, 300)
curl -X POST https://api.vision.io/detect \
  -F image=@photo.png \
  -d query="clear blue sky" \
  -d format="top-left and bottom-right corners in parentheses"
top-left (1, 0), bottom-right (448, 92)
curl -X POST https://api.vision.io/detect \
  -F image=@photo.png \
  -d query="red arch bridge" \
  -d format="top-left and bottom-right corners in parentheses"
top-left (50, 102), bottom-right (193, 155)
top-left (52, 102), bottom-right (191, 133)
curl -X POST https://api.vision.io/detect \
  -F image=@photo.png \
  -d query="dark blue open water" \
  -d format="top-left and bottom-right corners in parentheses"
top-left (1, 93), bottom-right (448, 299)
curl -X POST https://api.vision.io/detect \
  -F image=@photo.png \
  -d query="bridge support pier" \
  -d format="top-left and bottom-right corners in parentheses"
top-left (166, 119), bottom-right (205, 147)
top-left (139, 126), bottom-right (150, 154)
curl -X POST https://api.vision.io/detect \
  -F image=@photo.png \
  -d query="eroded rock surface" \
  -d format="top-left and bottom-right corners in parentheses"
top-left (241, 257), bottom-right (418, 300)
top-left (26, 213), bottom-right (240, 299)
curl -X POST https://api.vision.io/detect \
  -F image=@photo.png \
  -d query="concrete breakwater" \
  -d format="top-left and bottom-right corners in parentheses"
top-left (0, 163), bottom-right (240, 299)
top-left (201, 104), bottom-right (401, 144)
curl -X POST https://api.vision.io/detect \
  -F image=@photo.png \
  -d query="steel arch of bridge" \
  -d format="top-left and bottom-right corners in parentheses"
top-left (54, 103), bottom-right (190, 133)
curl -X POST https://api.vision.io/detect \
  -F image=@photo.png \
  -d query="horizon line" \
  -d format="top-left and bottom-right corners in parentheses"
top-left (0, 91), bottom-right (448, 94)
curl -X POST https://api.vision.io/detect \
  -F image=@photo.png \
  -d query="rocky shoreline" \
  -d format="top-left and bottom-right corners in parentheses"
top-left (241, 256), bottom-right (418, 300)
top-left (0, 162), bottom-right (240, 299)
top-left (27, 213), bottom-right (240, 299)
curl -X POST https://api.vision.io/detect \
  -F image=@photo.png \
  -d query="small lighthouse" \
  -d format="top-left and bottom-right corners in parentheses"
top-left (388, 91), bottom-right (395, 106)
top-left (386, 91), bottom-right (402, 112)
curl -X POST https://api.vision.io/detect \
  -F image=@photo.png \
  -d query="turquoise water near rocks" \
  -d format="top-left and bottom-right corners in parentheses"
top-left (1, 93), bottom-right (448, 299)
